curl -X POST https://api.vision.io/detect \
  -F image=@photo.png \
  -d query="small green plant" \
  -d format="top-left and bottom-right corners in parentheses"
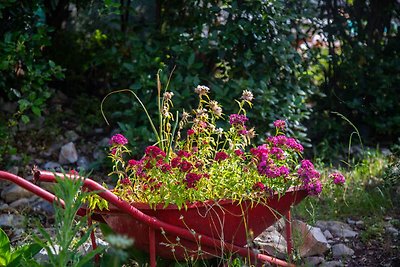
top-left (294, 150), bottom-right (393, 222)
top-left (33, 171), bottom-right (105, 267)
top-left (0, 227), bottom-right (41, 267)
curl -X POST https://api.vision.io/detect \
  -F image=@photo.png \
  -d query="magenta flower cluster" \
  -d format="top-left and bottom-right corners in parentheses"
top-left (266, 135), bottom-right (304, 153)
top-left (297, 160), bottom-right (322, 195)
top-left (109, 133), bottom-right (128, 145)
top-left (273, 120), bottom-right (286, 130)
top-left (229, 114), bottom-right (248, 125)
top-left (329, 172), bottom-right (346, 185)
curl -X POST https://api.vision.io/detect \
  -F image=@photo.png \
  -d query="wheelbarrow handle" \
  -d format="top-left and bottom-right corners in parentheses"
top-left (0, 170), bottom-right (89, 217)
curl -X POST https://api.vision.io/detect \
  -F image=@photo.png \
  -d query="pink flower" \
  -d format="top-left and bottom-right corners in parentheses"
top-left (229, 114), bottom-right (248, 125)
top-left (303, 179), bottom-right (322, 195)
top-left (109, 134), bottom-right (128, 145)
top-left (273, 120), bottom-right (286, 130)
top-left (171, 157), bottom-right (181, 168)
top-left (234, 149), bottom-right (244, 157)
top-left (253, 182), bottom-right (266, 191)
top-left (180, 160), bottom-right (193, 172)
top-left (120, 177), bottom-right (131, 185)
top-left (128, 159), bottom-right (141, 166)
top-left (215, 151), bottom-right (229, 162)
top-left (187, 129), bottom-right (195, 136)
top-left (185, 173), bottom-right (202, 188)
top-left (177, 150), bottom-right (191, 158)
top-left (160, 163), bottom-right (172, 173)
top-left (329, 172), bottom-right (345, 185)
top-left (145, 146), bottom-right (166, 159)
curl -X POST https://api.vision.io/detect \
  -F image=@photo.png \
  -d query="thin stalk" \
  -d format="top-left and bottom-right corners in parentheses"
top-left (157, 70), bottom-right (163, 150)
top-left (101, 89), bottom-right (160, 143)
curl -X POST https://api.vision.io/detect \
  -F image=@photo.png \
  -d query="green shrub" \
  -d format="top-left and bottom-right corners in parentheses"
top-left (309, 1), bottom-right (400, 145)
top-left (77, 0), bottom-right (318, 155)
top-left (0, 0), bottom-right (64, 125)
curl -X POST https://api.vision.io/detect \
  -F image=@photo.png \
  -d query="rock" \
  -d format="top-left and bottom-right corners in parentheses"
top-left (9, 198), bottom-right (31, 210)
top-left (43, 161), bottom-right (62, 171)
top-left (35, 245), bottom-right (61, 264)
top-left (355, 220), bottom-right (364, 227)
top-left (10, 155), bottom-right (22, 162)
top-left (385, 226), bottom-right (398, 237)
top-left (32, 199), bottom-right (55, 216)
top-left (0, 214), bottom-right (24, 228)
top-left (77, 156), bottom-right (90, 171)
top-left (254, 229), bottom-right (287, 259)
top-left (332, 243), bottom-right (354, 259)
top-left (59, 142), bottom-right (78, 164)
top-left (65, 130), bottom-right (79, 142)
top-left (94, 128), bottom-right (104, 134)
top-left (315, 221), bottom-right (358, 238)
top-left (7, 166), bottom-right (19, 175)
top-left (290, 220), bottom-right (330, 257)
top-left (1, 184), bottom-right (35, 203)
top-left (42, 143), bottom-right (62, 158)
top-left (93, 137), bottom-right (110, 160)
top-left (0, 100), bottom-right (17, 113)
top-left (323, 230), bottom-right (333, 239)
top-left (0, 203), bottom-right (11, 212)
top-left (320, 260), bottom-right (343, 267)
top-left (304, 256), bottom-right (325, 266)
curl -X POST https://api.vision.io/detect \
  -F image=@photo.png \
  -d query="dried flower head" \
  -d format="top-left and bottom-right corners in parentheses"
top-left (241, 90), bottom-right (254, 102)
top-left (194, 85), bottom-right (210, 96)
top-left (163, 91), bottom-right (174, 101)
top-left (209, 100), bottom-right (223, 117)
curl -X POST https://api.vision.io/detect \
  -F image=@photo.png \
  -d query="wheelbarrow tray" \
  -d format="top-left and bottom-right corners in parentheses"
top-left (93, 188), bottom-right (307, 260)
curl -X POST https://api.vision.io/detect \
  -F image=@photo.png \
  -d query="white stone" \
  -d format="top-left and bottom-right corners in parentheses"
top-left (316, 220), bottom-right (357, 238)
top-left (291, 220), bottom-right (330, 257)
top-left (9, 198), bottom-right (30, 209)
top-left (254, 229), bottom-right (287, 259)
top-left (323, 229), bottom-right (333, 239)
top-left (0, 214), bottom-right (24, 228)
top-left (332, 243), bottom-right (355, 259)
top-left (320, 260), bottom-right (343, 267)
top-left (43, 161), bottom-right (62, 171)
top-left (59, 142), bottom-right (78, 164)
top-left (1, 184), bottom-right (35, 203)
top-left (304, 256), bottom-right (325, 266)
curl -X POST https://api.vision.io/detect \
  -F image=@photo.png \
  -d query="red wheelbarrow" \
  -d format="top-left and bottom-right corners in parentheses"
top-left (0, 169), bottom-right (308, 267)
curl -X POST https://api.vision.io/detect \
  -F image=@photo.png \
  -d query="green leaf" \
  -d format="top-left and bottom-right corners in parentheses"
top-left (21, 115), bottom-right (30, 124)
top-left (31, 105), bottom-right (41, 116)
top-left (188, 52), bottom-right (195, 66)
top-left (18, 99), bottom-right (30, 111)
top-left (0, 228), bottom-right (11, 266)
top-left (8, 243), bottom-right (42, 267)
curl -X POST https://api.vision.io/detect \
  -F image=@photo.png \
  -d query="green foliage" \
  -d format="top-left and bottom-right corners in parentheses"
top-left (294, 150), bottom-right (393, 222)
top-left (33, 171), bottom-right (105, 267)
top-left (0, 0), bottom-right (64, 125)
top-left (56, 0), bottom-right (318, 152)
top-left (0, 228), bottom-right (41, 267)
top-left (309, 0), bottom-right (400, 145)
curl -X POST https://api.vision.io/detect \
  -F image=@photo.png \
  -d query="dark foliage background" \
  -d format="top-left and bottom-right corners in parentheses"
top-left (0, 0), bottom-right (399, 165)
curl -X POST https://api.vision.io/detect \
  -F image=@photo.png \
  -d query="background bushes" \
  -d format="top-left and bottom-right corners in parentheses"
top-left (0, 0), bottom-right (398, 163)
